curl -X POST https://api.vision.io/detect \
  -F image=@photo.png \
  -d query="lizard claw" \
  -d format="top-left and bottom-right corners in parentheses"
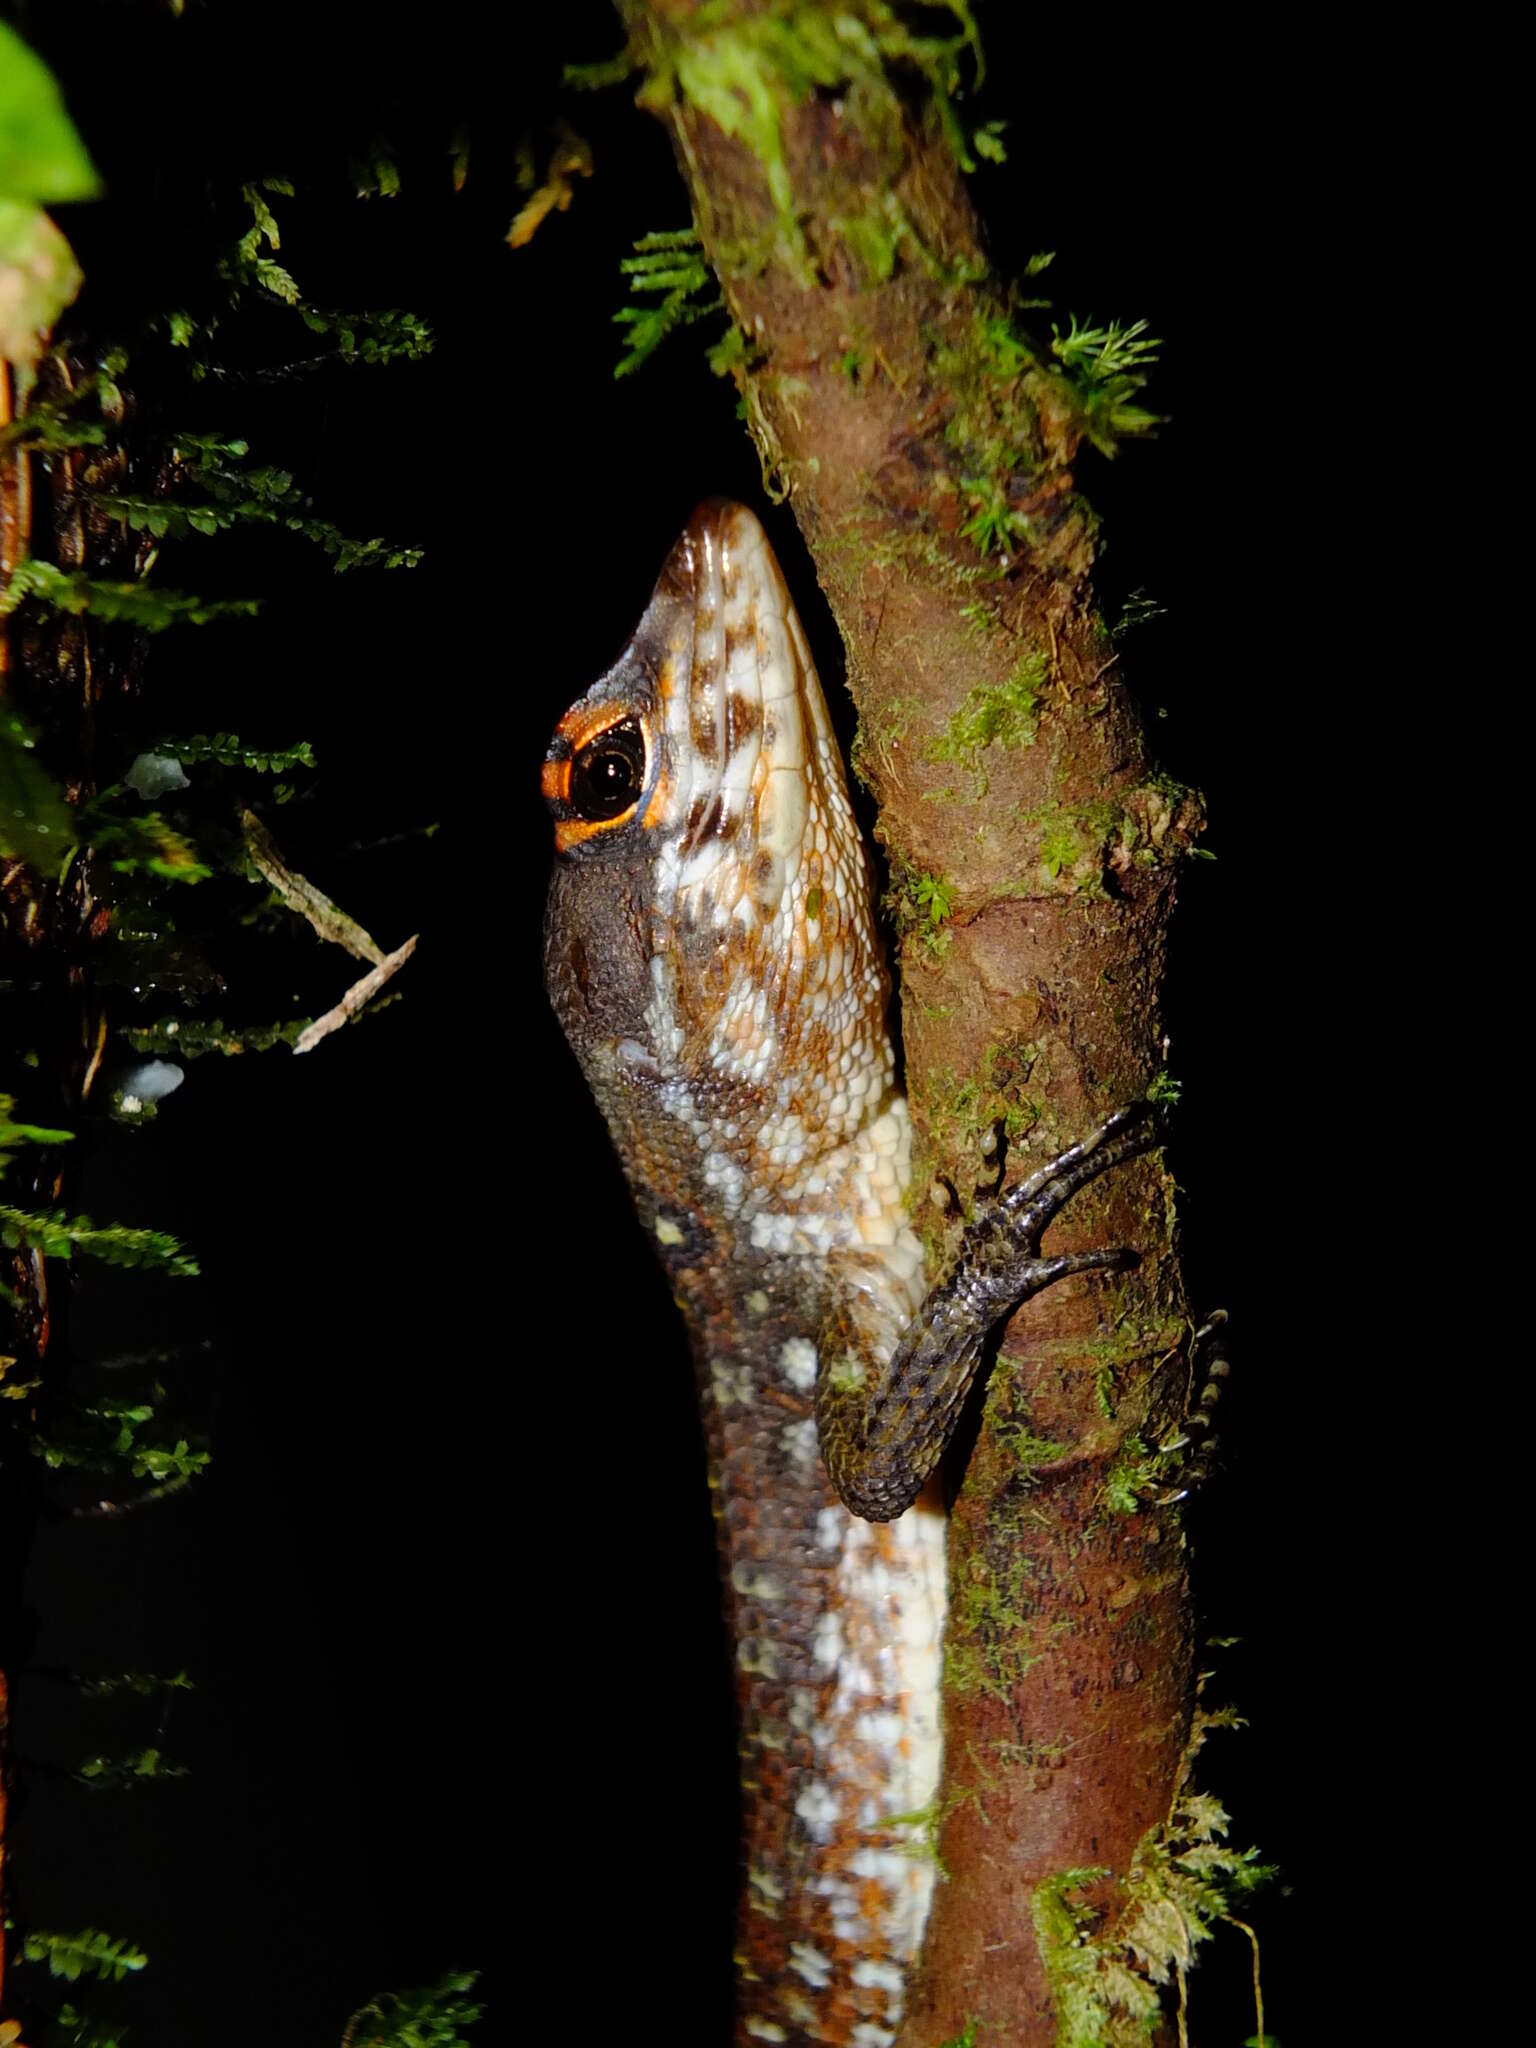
top-left (962, 1101), bottom-right (1163, 1312)
top-left (1139, 1308), bottom-right (1232, 1505)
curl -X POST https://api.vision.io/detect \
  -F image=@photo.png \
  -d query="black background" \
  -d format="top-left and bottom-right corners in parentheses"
top-left (4, 5), bottom-right (1383, 2041)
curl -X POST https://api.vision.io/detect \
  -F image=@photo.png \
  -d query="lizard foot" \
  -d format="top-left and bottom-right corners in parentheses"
top-left (954, 1101), bottom-right (1164, 1314)
top-left (1140, 1308), bottom-right (1232, 1504)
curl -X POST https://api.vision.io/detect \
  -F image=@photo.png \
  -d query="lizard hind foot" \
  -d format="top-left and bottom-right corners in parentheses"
top-left (1142, 1307), bottom-right (1233, 1503)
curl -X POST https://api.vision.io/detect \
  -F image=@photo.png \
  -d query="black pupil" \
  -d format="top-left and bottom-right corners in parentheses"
top-left (570, 720), bottom-right (645, 822)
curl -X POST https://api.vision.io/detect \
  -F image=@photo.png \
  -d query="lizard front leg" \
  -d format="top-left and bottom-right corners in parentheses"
top-left (817, 1103), bottom-right (1162, 1523)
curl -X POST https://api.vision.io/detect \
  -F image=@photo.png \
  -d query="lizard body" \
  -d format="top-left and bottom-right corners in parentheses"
top-left (542, 503), bottom-right (1153, 2046)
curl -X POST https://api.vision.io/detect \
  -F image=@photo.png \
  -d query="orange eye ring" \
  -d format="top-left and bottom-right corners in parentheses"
top-left (545, 709), bottom-right (655, 851)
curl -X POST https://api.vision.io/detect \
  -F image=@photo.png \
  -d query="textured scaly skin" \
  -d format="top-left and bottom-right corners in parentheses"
top-left (542, 503), bottom-right (1152, 2047)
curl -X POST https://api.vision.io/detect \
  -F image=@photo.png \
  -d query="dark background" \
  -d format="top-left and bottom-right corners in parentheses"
top-left (4, 5), bottom-right (1378, 2041)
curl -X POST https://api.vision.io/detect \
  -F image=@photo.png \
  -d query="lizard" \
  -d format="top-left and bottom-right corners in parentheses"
top-left (541, 501), bottom-right (1160, 2048)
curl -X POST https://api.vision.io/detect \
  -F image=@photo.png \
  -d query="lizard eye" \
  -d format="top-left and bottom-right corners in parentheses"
top-left (569, 719), bottom-right (646, 823)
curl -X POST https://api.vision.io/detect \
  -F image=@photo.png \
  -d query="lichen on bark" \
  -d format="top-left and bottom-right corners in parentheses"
top-left (613, 4), bottom-right (1220, 2040)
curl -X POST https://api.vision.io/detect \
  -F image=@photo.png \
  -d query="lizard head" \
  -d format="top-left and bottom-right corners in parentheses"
top-left (542, 501), bottom-right (894, 1227)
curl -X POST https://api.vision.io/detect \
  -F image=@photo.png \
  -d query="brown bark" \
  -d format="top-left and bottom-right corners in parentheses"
top-left (620, 7), bottom-right (1207, 2042)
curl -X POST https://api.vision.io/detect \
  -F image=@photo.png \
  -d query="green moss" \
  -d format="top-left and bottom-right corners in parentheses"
top-left (626, 1), bottom-right (984, 280)
top-left (932, 307), bottom-right (1055, 562)
top-left (944, 1549), bottom-right (1044, 1702)
top-left (989, 1734), bottom-right (1069, 1771)
top-left (912, 1037), bottom-right (1045, 1203)
top-left (886, 860), bottom-right (957, 958)
top-left (1111, 773), bottom-right (1203, 872)
top-left (1100, 1433), bottom-right (1187, 1517)
top-left (1031, 1760), bottom-right (1273, 2048)
top-left (990, 778), bottom-right (1202, 900)
top-left (853, 523), bottom-right (1007, 591)
top-left (1082, 1320), bottom-right (1184, 1419)
top-left (1031, 1867), bottom-right (1161, 2048)
top-left (919, 286), bottom-right (1162, 591)
top-left (827, 1351), bottom-right (868, 1393)
top-left (993, 1418), bottom-right (1068, 1475)
top-left (831, 190), bottom-right (913, 285)
top-left (948, 1070), bottom-right (986, 1125)
top-left (928, 648), bottom-right (1048, 790)
top-left (1094, 1357), bottom-right (1119, 1418)
top-left (982, 1034), bottom-right (1042, 1132)
top-left (1039, 819), bottom-right (1089, 879)
top-left (850, 688), bottom-right (926, 786)
top-left (1049, 315), bottom-right (1161, 456)
top-left (957, 470), bottom-right (1027, 557)
top-left (883, 1796), bottom-right (950, 1878)
top-left (957, 598), bottom-right (998, 638)
top-left (706, 321), bottom-right (751, 376)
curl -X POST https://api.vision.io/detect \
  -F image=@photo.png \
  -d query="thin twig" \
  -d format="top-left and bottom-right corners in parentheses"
top-left (293, 935), bottom-right (418, 1054)
top-left (240, 808), bottom-right (385, 963)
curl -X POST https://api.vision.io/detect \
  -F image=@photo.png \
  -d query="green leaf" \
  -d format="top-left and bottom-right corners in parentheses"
top-left (20, 1928), bottom-right (148, 1983)
top-left (563, 53), bottom-right (634, 90)
top-left (131, 1436), bottom-right (209, 1482)
top-left (0, 405), bottom-right (107, 455)
top-left (0, 706), bottom-right (74, 867)
top-left (0, 25), bottom-right (102, 203)
top-left (102, 819), bottom-right (210, 884)
top-left (1050, 315), bottom-right (1162, 455)
top-left (0, 1203), bottom-right (198, 1276)
top-left (0, 1093), bottom-right (74, 1177)
top-left (148, 731), bottom-right (317, 775)
top-left (613, 228), bottom-right (721, 379)
top-left (1, 556), bottom-right (260, 629)
top-left (124, 1013), bottom-right (314, 1058)
top-left (350, 139), bottom-right (401, 200)
top-left (75, 1746), bottom-right (189, 1790)
top-left (343, 1972), bottom-right (483, 2048)
top-left (72, 1669), bottom-right (195, 1698)
top-left (0, 197), bottom-right (83, 364)
top-left (50, 2005), bottom-right (133, 2048)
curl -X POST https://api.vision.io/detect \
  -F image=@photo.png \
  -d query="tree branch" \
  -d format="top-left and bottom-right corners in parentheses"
top-left (617, 6), bottom-right (1211, 2040)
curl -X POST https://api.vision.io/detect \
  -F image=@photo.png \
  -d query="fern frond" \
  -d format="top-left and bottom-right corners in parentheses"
top-left (20, 1928), bottom-right (148, 1984)
top-left (613, 229), bottom-right (721, 379)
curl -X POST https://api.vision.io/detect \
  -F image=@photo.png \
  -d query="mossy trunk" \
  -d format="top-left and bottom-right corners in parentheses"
top-left (619, 7), bottom-right (1206, 2042)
